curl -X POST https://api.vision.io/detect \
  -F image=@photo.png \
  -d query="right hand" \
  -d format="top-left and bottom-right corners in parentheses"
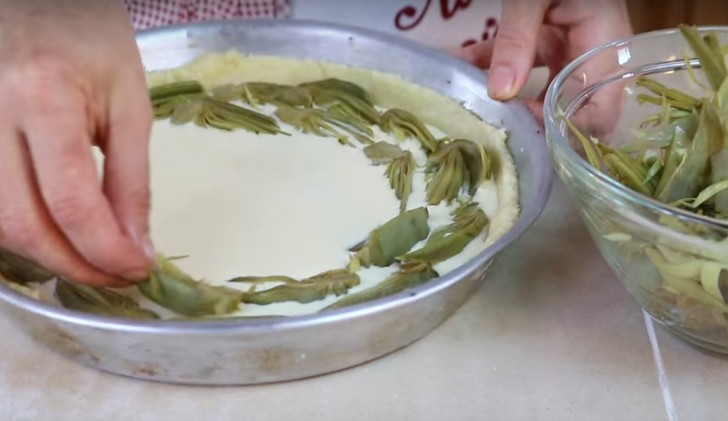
top-left (0, 0), bottom-right (155, 287)
top-left (454, 0), bottom-right (633, 127)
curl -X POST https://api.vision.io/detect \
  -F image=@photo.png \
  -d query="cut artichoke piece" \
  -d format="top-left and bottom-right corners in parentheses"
top-left (300, 78), bottom-right (381, 125)
top-left (0, 248), bottom-right (55, 285)
top-left (426, 139), bottom-right (491, 205)
top-left (55, 279), bottom-right (160, 320)
top-left (363, 142), bottom-right (416, 213)
top-left (324, 261), bottom-right (438, 310)
top-left (351, 207), bottom-right (430, 268)
top-left (231, 269), bottom-right (360, 305)
top-left (399, 201), bottom-right (489, 264)
top-left (244, 82), bottom-right (314, 108)
top-left (137, 256), bottom-right (243, 318)
top-left (196, 98), bottom-right (286, 135)
top-left (380, 108), bottom-right (439, 153)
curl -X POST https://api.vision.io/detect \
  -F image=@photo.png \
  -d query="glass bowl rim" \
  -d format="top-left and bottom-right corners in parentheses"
top-left (544, 25), bottom-right (728, 230)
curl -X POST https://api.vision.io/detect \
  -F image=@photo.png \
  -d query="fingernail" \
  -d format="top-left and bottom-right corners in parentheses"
top-left (123, 237), bottom-right (155, 281)
top-left (139, 233), bottom-right (157, 263)
top-left (110, 275), bottom-right (138, 288)
top-left (121, 269), bottom-right (149, 283)
top-left (128, 225), bottom-right (157, 263)
top-left (488, 66), bottom-right (516, 100)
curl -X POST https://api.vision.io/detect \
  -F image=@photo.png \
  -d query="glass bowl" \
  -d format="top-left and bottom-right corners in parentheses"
top-left (545, 26), bottom-right (728, 355)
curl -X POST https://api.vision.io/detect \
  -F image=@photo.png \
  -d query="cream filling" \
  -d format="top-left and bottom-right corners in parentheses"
top-left (133, 115), bottom-right (500, 316)
top-left (145, 51), bottom-right (519, 242)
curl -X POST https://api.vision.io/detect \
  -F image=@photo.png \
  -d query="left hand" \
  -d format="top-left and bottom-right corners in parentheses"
top-left (454, 0), bottom-right (633, 124)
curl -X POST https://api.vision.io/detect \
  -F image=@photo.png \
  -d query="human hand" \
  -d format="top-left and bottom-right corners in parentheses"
top-left (455, 0), bottom-right (633, 124)
top-left (0, 0), bottom-right (154, 287)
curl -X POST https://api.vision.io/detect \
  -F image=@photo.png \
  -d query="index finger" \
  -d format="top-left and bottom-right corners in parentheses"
top-left (102, 69), bottom-right (155, 263)
top-left (22, 79), bottom-right (152, 280)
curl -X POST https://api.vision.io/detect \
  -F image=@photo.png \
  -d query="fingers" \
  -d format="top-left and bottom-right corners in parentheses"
top-left (550, 0), bottom-right (633, 140)
top-left (523, 98), bottom-right (545, 127)
top-left (534, 25), bottom-right (567, 103)
top-left (102, 69), bottom-right (155, 263)
top-left (454, 38), bottom-right (551, 71)
top-left (453, 40), bottom-right (496, 69)
top-left (453, 23), bottom-right (562, 126)
top-left (488, 0), bottom-right (552, 100)
top-left (20, 74), bottom-right (152, 282)
top-left (0, 128), bottom-right (130, 288)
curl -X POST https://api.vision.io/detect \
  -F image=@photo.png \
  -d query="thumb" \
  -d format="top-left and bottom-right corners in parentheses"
top-left (488, 0), bottom-right (551, 100)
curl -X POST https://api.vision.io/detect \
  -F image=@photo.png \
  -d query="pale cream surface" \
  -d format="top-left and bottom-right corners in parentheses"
top-left (133, 52), bottom-right (519, 316)
top-left (142, 116), bottom-right (500, 316)
top-left (146, 52), bottom-right (520, 242)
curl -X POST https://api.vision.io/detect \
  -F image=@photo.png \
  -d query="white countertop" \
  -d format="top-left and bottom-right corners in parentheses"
top-left (1, 70), bottom-right (726, 421)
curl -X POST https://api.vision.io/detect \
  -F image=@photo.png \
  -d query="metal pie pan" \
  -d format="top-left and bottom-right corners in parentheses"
top-left (0, 19), bottom-right (553, 385)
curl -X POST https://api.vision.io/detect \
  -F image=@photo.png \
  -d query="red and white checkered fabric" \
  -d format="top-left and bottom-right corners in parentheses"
top-left (122, 0), bottom-right (291, 31)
